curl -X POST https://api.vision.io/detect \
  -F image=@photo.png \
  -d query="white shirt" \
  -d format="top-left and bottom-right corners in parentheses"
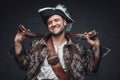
top-left (37, 41), bottom-right (67, 80)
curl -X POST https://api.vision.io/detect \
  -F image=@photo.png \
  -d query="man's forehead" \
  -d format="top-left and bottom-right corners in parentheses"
top-left (47, 14), bottom-right (64, 21)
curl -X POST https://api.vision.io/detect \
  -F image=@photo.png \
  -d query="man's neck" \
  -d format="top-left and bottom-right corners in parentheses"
top-left (51, 32), bottom-right (67, 47)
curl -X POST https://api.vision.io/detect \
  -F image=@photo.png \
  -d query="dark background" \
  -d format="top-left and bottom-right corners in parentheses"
top-left (0, 0), bottom-right (120, 80)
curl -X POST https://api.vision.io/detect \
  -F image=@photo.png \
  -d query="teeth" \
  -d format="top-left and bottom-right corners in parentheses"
top-left (54, 27), bottom-right (58, 30)
top-left (54, 27), bottom-right (59, 31)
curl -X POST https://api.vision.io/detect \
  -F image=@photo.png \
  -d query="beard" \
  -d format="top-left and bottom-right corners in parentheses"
top-left (50, 28), bottom-right (65, 36)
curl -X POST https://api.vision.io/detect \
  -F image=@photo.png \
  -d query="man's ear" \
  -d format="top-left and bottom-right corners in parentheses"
top-left (63, 19), bottom-right (67, 26)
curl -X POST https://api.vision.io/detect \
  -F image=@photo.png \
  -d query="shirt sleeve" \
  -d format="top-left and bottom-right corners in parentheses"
top-left (8, 40), bottom-right (37, 71)
top-left (83, 45), bottom-right (110, 76)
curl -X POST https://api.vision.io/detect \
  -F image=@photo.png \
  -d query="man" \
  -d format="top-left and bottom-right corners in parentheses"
top-left (12, 4), bottom-right (110, 80)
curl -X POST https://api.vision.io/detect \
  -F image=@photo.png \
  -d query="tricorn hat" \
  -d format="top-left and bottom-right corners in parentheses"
top-left (38, 4), bottom-right (74, 32)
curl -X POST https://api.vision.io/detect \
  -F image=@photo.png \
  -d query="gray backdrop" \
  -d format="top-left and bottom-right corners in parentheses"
top-left (0, 0), bottom-right (120, 80)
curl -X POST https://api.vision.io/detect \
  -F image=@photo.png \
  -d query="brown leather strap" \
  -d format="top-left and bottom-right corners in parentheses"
top-left (47, 38), bottom-right (69, 80)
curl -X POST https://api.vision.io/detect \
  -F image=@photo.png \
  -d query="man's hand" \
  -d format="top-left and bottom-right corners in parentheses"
top-left (14, 25), bottom-right (27, 43)
top-left (84, 30), bottom-right (100, 48)
top-left (14, 25), bottom-right (29, 55)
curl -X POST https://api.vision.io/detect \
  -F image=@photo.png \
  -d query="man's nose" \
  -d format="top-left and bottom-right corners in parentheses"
top-left (51, 21), bottom-right (57, 27)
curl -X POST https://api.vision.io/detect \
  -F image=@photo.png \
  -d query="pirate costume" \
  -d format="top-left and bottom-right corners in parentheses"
top-left (10, 4), bottom-right (110, 80)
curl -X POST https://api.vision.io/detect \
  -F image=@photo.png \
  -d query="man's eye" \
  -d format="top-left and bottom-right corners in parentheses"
top-left (47, 22), bottom-right (52, 25)
top-left (54, 19), bottom-right (59, 22)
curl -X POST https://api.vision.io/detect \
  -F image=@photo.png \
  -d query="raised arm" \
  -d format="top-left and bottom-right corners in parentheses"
top-left (83, 30), bottom-right (101, 75)
top-left (14, 25), bottom-right (30, 70)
